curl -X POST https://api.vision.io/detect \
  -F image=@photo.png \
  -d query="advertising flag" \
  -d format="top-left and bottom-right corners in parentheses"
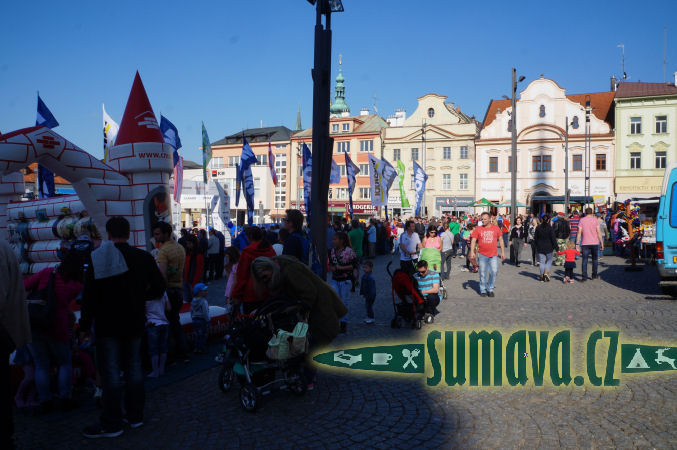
top-left (267, 139), bottom-right (278, 185)
top-left (344, 153), bottom-right (360, 220)
top-left (413, 160), bottom-right (428, 217)
top-left (201, 122), bottom-right (212, 184)
top-left (330, 158), bottom-right (341, 185)
top-left (160, 115), bottom-right (182, 167)
top-left (396, 160), bottom-right (411, 208)
top-left (368, 154), bottom-right (386, 207)
top-left (173, 156), bottom-right (184, 203)
top-left (380, 159), bottom-right (398, 195)
top-left (103, 104), bottom-right (119, 163)
top-left (241, 138), bottom-right (258, 225)
top-left (36, 94), bottom-right (58, 198)
top-left (302, 143), bottom-right (312, 224)
top-left (235, 163), bottom-right (242, 207)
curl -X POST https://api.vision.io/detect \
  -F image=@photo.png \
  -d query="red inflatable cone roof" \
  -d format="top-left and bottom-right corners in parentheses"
top-left (114, 72), bottom-right (163, 146)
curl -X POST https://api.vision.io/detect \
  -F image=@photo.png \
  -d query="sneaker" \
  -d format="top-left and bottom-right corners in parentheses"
top-left (487, 292), bottom-right (495, 297)
top-left (123, 418), bottom-right (144, 429)
top-left (82, 425), bottom-right (124, 439)
top-left (480, 292), bottom-right (487, 297)
top-left (364, 318), bottom-right (375, 324)
top-left (569, 279), bottom-right (575, 284)
top-left (591, 275), bottom-right (599, 280)
top-left (563, 276), bottom-right (569, 284)
top-left (544, 273), bottom-right (550, 282)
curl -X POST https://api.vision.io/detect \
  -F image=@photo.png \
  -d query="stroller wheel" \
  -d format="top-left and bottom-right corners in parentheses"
top-left (240, 383), bottom-right (259, 412)
top-left (442, 288), bottom-right (447, 300)
top-left (413, 319), bottom-right (423, 330)
top-left (218, 364), bottom-right (235, 393)
top-left (290, 373), bottom-right (307, 397)
top-left (425, 314), bottom-right (434, 324)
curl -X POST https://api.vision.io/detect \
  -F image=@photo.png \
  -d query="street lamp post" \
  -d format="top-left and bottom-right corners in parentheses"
top-left (510, 68), bottom-right (525, 226)
top-left (564, 116), bottom-right (570, 214)
top-left (584, 97), bottom-right (591, 210)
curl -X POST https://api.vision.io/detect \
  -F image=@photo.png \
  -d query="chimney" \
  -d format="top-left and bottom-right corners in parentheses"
top-left (610, 76), bottom-right (617, 91)
top-left (360, 108), bottom-right (369, 116)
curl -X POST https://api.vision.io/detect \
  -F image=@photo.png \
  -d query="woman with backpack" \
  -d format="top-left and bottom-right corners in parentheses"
top-left (24, 246), bottom-right (83, 413)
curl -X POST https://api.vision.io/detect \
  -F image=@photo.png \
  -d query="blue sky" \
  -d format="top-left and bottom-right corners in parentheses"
top-left (1, 0), bottom-right (675, 164)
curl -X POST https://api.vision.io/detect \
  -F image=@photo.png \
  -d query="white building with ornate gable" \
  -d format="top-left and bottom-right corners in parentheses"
top-left (476, 76), bottom-right (616, 214)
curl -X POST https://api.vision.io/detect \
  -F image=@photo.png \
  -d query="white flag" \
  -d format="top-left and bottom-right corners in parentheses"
top-left (368, 154), bottom-right (387, 207)
top-left (103, 104), bottom-right (119, 163)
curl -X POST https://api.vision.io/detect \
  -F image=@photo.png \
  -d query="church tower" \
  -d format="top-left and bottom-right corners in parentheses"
top-left (329, 55), bottom-right (351, 118)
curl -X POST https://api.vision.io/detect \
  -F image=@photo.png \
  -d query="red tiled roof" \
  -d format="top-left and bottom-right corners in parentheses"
top-left (615, 81), bottom-right (677, 98)
top-left (481, 91), bottom-right (615, 130)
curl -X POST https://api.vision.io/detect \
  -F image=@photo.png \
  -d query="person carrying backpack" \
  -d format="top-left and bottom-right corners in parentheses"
top-left (553, 212), bottom-right (570, 266)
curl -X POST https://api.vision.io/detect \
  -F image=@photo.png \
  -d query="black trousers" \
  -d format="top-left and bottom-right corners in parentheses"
top-left (425, 293), bottom-right (441, 314)
top-left (207, 254), bottom-right (220, 281)
top-left (166, 288), bottom-right (188, 358)
top-left (2, 351), bottom-right (12, 448)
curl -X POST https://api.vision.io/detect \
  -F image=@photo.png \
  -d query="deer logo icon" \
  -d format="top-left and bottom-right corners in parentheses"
top-left (655, 348), bottom-right (676, 369)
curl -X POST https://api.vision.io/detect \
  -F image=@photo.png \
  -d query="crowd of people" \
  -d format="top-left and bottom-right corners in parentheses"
top-left (1, 204), bottom-right (631, 444)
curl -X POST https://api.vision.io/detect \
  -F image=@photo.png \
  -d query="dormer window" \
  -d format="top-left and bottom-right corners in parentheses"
top-left (427, 108), bottom-right (435, 118)
top-left (539, 105), bottom-right (546, 118)
top-left (572, 116), bottom-right (579, 129)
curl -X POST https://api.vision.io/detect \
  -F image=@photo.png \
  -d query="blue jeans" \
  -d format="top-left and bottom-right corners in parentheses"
top-left (146, 324), bottom-right (169, 356)
top-left (331, 279), bottom-right (352, 323)
top-left (192, 318), bottom-right (208, 352)
top-left (28, 333), bottom-right (71, 402)
top-left (364, 295), bottom-right (376, 319)
top-left (581, 244), bottom-right (599, 279)
top-left (97, 337), bottom-right (144, 430)
top-left (460, 239), bottom-right (468, 256)
top-left (538, 252), bottom-right (553, 275)
top-left (477, 254), bottom-right (499, 294)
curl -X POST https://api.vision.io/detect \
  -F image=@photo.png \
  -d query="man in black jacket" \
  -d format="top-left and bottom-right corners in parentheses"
top-left (80, 217), bottom-right (166, 439)
top-left (553, 212), bottom-right (570, 266)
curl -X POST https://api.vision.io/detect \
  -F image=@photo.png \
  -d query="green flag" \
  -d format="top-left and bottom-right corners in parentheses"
top-left (396, 160), bottom-right (410, 208)
top-left (201, 122), bottom-right (212, 184)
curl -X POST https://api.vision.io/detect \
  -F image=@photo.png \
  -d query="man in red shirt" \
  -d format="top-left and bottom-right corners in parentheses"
top-left (469, 212), bottom-right (505, 297)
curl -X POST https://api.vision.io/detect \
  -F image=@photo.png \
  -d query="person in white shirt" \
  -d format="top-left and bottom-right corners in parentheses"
top-left (439, 222), bottom-right (454, 280)
top-left (399, 220), bottom-right (421, 275)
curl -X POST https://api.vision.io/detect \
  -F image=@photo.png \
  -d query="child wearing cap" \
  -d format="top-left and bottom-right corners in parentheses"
top-left (191, 283), bottom-right (211, 353)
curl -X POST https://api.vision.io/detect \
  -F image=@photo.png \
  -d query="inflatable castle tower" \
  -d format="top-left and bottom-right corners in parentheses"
top-left (0, 73), bottom-right (173, 272)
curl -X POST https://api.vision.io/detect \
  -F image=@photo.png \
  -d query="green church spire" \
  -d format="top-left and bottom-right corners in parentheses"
top-left (295, 106), bottom-right (302, 131)
top-left (330, 54), bottom-right (350, 118)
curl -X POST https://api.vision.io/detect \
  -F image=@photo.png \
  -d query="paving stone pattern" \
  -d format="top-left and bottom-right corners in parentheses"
top-left (14, 255), bottom-right (677, 448)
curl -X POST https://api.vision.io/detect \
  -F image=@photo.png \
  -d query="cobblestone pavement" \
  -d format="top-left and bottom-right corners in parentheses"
top-left (14, 254), bottom-right (677, 448)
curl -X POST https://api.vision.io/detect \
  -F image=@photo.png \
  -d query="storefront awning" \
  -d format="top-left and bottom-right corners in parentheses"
top-left (615, 193), bottom-right (661, 203)
top-left (531, 195), bottom-right (593, 204)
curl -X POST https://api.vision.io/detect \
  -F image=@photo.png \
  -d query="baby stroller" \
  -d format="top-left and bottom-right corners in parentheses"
top-left (418, 248), bottom-right (447, 300)
top-left (216, 296), bottom-right (310, 412)
top-left (386, 262), bottom-right (430, 329)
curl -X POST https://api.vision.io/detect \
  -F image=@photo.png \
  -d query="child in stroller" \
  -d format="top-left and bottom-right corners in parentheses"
top-left (387, 262), bottom-right (431, 330)
top-left (216, 295), bottom-right (310, 412)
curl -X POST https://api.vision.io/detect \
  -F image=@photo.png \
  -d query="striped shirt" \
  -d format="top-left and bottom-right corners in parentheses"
top-left (569, 215), bottom-right (581, 237)
top-left (414, 270), bottom-right (440, 296)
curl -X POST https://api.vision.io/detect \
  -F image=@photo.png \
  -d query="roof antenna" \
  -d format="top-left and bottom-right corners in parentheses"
top-left (664, 26), bottom-right (668, 82)
top-left (617, 44), bottom-right (626, 80)
top-left (372, 91), bottom-right (378, 114)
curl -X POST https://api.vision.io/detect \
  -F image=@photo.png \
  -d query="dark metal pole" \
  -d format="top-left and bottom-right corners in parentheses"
top-left (310, 0), bottom-right (332, 279)
top-left (510, 68), bottom-right (517, 225)
top-left (585, 98), bottom-right (591, 210)
top-left (564, 117), bottom-right (570, 214)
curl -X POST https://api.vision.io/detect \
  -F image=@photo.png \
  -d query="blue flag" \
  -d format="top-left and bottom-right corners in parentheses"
top-left (38, 164), bottom-right (56, 199)
top-left (241, 138), bottom-right (258, 225)
top-left (36, 94), bottom-right (58, 198)
top-left (160, 115), bottom-right (182, 167)
top-left (330, 158), bottom-right (341, 184)
top-left (413, 161), bottom-right (428, 217)
top-left (344, 152), bottom-right (360, 220)
top-left (302, 143), bottom-right (313, 225)
top-left (36, 95), bottom-right (59, 129)
top-left (235, 163), bottom-right (242, 207)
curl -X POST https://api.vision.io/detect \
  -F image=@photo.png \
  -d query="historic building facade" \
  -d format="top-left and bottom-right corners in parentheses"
top-left (476, 76), bottom-right (616, 214)
top-left (614, 78), bottom-right (677, 201)
top-left (382, 93), bottom-right (479, 217)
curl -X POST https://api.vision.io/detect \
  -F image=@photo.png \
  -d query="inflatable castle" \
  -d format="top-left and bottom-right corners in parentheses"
top-left (0, 72), bottom-right (174, 273)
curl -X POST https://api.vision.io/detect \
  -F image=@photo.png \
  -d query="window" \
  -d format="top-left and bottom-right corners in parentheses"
top-left (656, 151), bottom-right (667, 169)
top-left (331, 124), bottom-right (339, 133)
top-left (630, 117), bottom-right (642, 135)
top-left (359, 140), bottom-right (373, 152)
top-left (656, 116), bottom-right (667, 134)
top-left (489, 157), bottom-right (498, 173)
top-left (671, 183), bottom-right (677, 228)
top-left (338, 164), bottom-right (346, 177)
top-left (335, 188), bottom-right (348, 200)
top-left (411, 148), bottom-right (419, 161)
top-left (359, 164), bottom-right (370, 177)
top-left (410, 174), bottom-right (416, 189)
top-left (336, 141), bottom-right (350, 153)
top-left (254, 177), bottom-right (261, 201)
top-left (507, 119), bottom-right (512, 132)
top-left (532, 155), bottom-right (552, 172)
top-left (359, 187), bottom-right (370, 199)
top-left (228, 156), bottom-right (239, 167)
top-left (459, 173), bottom-right (468, 190)
top-left (342, 123), bottom-right (349, 132)
top-left (460, 146), bottom-right (468, 159)
top-left (539, 105), bottom-right (546, 118)
top-left (442, 174), bottom-right (451, 189)
top-left (443, 147), bottom-right (451, 160)
top-left (211, 157), bottom-right (223, 169)
top-left (274, 154), bottom-right (287, 209)
top-left (255, 154), bottom-right (268, 166)
top-left (572, 154), bottom-right (582, 171)
top-left (595, 154), bottom-right (606, 171)
top-left (393, 148), bottom-right (401, 161)
top-left (427, 108), bottom-right (435, 118)
top-left (572, 116), bottom-right (579, 129)
top-left (630, 152), bottom-right (641, 169)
